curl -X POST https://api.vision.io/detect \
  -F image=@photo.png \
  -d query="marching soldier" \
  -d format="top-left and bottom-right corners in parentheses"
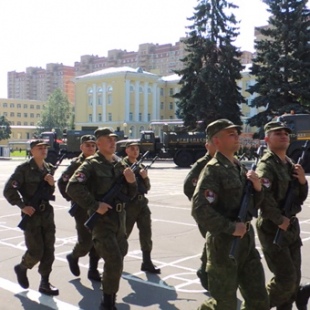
top-left (57, 134), bottom-right (101, 281)
top-left (193, 119), bottom-right (269, 309)
top-left (255, 121), bottom-right (309, 310)
top-left (122, 141), bottom-right (160, 274)
top-left (66, 127), bottom-right (137, 310)
top-left (183, 136), bottom-right (216, 290)
top-left (3, 139), bottom-right (59, 296)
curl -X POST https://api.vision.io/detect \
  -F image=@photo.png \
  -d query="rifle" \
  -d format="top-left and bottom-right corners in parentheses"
top-left (229, 145), bottom-right (265, 260)
top-left (84, 151), bottom-right (150, 231)
top-left (273, 140), bottom-right (309, 247)
top-left (18, 153), bottom-right (66, 230)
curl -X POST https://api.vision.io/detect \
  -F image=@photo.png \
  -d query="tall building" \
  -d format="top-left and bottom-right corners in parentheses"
top-left (8, 63), bottom-right (75, 103)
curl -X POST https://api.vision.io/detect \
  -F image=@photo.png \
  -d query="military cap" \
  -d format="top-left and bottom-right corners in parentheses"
top-left (125, 141), bottom-right (140, 148)
top-left (80, 134), bottom-right (96, 144)
top-left (206, 119), bottom-right (242, 139)
top-left (94, 127), bottom-right (118, 139)
top-left (30, 139), bottom-right (50, 149)
top-left (264, 121), bottom-right (292, 134)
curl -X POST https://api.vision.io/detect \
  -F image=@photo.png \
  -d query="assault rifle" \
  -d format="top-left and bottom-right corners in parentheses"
top-left (18, 153), bottom-right (66, 230)
top-left (229, 145), bottom-right (265, 260)
top-left (84, 150), bottom-right (150, 231)
top-left (273, 140), bottom-right (309, 247)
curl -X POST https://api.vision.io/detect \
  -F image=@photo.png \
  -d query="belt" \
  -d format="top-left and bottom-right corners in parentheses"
top-left (38, 201), bottom-right (49, 212)
top-left (115, 203), bottom-right (125, 213)
top-left (137, 194), bottom-right (144, 201)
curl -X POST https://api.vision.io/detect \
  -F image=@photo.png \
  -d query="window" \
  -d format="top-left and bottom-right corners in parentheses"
top-left (129, 112), bottom-right (133, 121)
top-left (17, 113), bottom-right (21, 117)
top-left (17, 121), bottom-right (21, 125)
top-left (107, 85), bottom-right (113, 93)
top-left (98, 113), bottom-right (102, 122)
top-left (160, 102), bottom-right (164, 109)
top-left (139, 113), bottom-right (142, 121)
top-left (169, 88), bottom-right (174, 96)
top-left (30, 122), bottom-right (34, 126)
top-left (169, 102), bottom-right (174, 110)
top-left (107, 94), bottom-right (112, 105)
top-left (108, 113), bottom-right (112, 121)
top-left (24, 113), bottom-right (28, 117)
top-left (10, 103), bottom-right (15, 108)
top-left (24, 122), bottom-right (28, 125)
top-left (23, 104), bottom-right (28, 108)
top-left (10, 112), bottom-right (15, 117)
top-left (3, 102), bottom-right (7, 107)
top-left (3, 112), bottom-right (7, 116)
top-left (98, 95), bottom-right (102, 105)
top-left (17, 104), bottom-right (21, 108)
top-left (139, 86), bottom-right (143, 93)
top-left (88, 114), bottom-right (92, 122)
top-left (147, 113), bottom-right (151, 122)
top-left (130, 85), bottom-right (134, 92)
top-left (30, 113), bottom-right (34, 118)
top-left (148, 87), bottom-right (152, 94)
top-left (36, 113), bottom-right (40, 118)
top-left (88, 96), bottom-right (93, 106)
top-left (160, 88), bottom-right (164, 96)
top-left (30, 105), bottom-right (34, 109)
top-left (36, 105), bottom-right (40, 109)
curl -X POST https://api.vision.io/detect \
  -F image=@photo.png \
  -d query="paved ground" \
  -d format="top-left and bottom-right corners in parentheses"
top-left (0, 159), bottom-right (309, 310)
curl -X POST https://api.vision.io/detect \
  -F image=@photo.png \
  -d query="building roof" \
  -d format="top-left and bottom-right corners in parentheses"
top-left (161, 74), bottom-right (181, 82)
top-left (75, 66), bottom-right (157, 80)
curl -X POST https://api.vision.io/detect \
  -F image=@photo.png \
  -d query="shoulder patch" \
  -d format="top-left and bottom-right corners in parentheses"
top-left (204, 189), bottom-right (216, 203)
top-left (11, 180), bottom-right (19, 188)
top-left (261, 178), bottom-right (271, 188)
top-left (191, 178), bottom-right (198, 187)
top-left (62, 174), bottom-right (70, 182)
top-left (76, 172), bottom-right (86, 182)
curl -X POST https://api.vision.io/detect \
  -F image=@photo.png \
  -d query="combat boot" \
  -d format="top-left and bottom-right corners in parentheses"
top-left (296, 283), bottom-right (310, 310)
top-left (99, 293), bottom-right (116, 310)
top-left (66, 253), bottom-right (80, 276)
top-left (88, 256), bottom-right (101, 282)
top-left (14, 264), bottom-right (29, 289)
top-left (39, 275), bottom-right (59, 296)
top-left (196, 265), bottom-right (208, 290)
top-left (141, 251), bottom-right (161, 274)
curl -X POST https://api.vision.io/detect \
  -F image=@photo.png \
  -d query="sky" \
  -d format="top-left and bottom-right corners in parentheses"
top-left (0, 0), bottom-right (271, 99)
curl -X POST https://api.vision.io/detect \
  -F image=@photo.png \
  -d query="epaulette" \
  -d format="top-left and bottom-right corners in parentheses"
top-left (206, 157), bottom-right (219, 167)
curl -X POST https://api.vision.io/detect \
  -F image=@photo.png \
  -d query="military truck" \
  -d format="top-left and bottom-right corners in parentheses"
top-left (116, 128), bottom-right (206, 167)
top-left (276, 113), bottom-right (310, 172)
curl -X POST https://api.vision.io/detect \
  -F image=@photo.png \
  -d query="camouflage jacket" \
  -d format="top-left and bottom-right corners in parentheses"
top-left (3, 158), bottom-right (55, 209)
top-left (66, 151), bottom-right (137, 214)
top-left (256, 150), bottom-right (308, 226)
top-left (192, 152), bottom-right (263, 236)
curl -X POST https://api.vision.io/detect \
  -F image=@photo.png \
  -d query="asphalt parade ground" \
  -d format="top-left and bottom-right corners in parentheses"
top-left (0, 159), bottom-right (309, 310)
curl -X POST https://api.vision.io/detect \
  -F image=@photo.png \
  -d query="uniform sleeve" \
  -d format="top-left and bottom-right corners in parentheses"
top-left (256, 161), bottom-right (284, 225)
top-left (57, 161), bottom-right (79, 201)
top-left (3, 166), bottom-right (26, 209)
top-left (66, 161), bottom-right (99, 213)
top-left (192, 165), bottom-right (236, 235)
top-left (183, 162), bottom-right (199, 200)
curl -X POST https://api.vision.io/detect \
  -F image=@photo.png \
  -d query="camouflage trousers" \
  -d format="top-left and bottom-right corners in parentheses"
top-left (126, 199), bottom-right (152, 252)
top-left (198, 226), bottom-right (269, 310)
top-left (72, 206), bottom-right (99, 260)
top-left (93, 210), bottom-right (128, 294)
top-left (256, 217), bottom-right (302, 308)
top-left (21, 209), bottom-right (55, 277)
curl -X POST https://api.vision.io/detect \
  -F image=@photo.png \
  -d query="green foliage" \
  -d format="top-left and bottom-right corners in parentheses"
top-left (247, 0), bottom-right (310, 128)
top-left (173, 0), bottom-right (244, 130)
top-left (0, 115), bottom-right (12, 141)
top-left (37, 89), bottom-right (71, 137)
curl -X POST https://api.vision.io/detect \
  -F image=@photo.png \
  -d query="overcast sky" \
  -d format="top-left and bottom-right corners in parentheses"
top-left (0, 0), bottom-right (271, 98)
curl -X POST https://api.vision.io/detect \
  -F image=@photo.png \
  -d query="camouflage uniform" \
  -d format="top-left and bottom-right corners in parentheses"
top-left (66, 151), bottom-right (137, 296)
top-left (57, 153), bottom-right (100, 279)
top-left (184, 152), bottom-right (212, 290)
top-left (193, 152), bottom-right (269, 310)
top-left (256, 150), bottom-right (308, 309)
top-left (3, 157), bottom-right (56, 284)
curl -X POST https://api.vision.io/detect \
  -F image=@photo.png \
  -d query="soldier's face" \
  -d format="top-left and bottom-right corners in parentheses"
top-left (125, 145), bottom-right (140, 160)
top-left (96, 136), bottom-right (117, 155)
top-left (80, 142), bottom-right (96, 158)
top-left (30, 145), bottom-right (48, 159)
top-left (214, 128), bottom-right (240, 153)
top-left (265, 129), bottom-right (290, 151)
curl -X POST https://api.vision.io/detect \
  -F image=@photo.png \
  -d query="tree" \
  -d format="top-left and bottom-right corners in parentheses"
top-left (0, 115), bottom-right (12, 141)
top-left (38, 88), bottom-right (71, 137)
top-left (173, 0), bottom-right (244, 130)
top-left (247, 0), bottom-right (310, 129)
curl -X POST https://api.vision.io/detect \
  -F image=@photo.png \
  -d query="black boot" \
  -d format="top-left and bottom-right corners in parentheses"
top-left (14, 264), bottom-right (29, 289)
top-left (39, 275), bottom-right (59, 296)
top-left (66, 253), bottom-right (80, 276)
top-left (88, 256), bottom-right (101, 282)
top-left (196, 262), bottom-right (208, 290)
top-left (296, 283), bottom-right (310, 310)
top-left (99, 293), bottom-right (116, 310)
top-left (141, 251), bottom-right (161, 274)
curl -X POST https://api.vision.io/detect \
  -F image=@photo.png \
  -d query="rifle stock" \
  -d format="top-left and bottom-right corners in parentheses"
top-left (229, 146), bottom-right (264, 260)
top-left (84, 151), bottom-right (150, 231)
top-left (273, 140), bottom-right (309, 247)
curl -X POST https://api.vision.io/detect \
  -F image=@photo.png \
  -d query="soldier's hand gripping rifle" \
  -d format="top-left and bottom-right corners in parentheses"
top-left (18, 153), bottom-right (66, 230)
top-left (229, 145), bottom-right (265, 260)
top-left (84, 151), bottom-right (150, 231)
top-left (273, 140), bottom-right (309, 247)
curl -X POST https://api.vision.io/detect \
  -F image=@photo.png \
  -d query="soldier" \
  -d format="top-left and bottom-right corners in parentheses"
top-left (3, 139), bottom-right (59, 296)
top-left (255, 121), bottom-right (309, 310)
top-left (57, 134), bottom-right (101, 281)
top-left (66, 127), bottom-right (137, 310)
top-left (122, 141), bottom-right (160, 274)
top-left (183, 136), bottom-right (216, 290)
top-left (193, 119), bottom-right (269, 310)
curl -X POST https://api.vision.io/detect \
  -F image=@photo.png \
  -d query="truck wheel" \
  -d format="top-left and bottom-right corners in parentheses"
top-left (174, 151), bottom-right (193, 167)
top-left (46, 151), bottom-right (58, 165)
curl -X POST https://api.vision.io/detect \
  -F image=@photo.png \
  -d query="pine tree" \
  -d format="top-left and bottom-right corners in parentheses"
top-left (247, 0), bottom-right (310, 129)
top-left (0, 115), bottom-right (11, 141)
top-left (173, 0), bottom-right (244, 130)
top-left (38, 88), bottom-right (71, 137)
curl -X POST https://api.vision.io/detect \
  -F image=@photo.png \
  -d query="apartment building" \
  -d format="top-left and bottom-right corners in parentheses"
top-left (0, 98), bottom-right (45, 144)
top-left (8, 63), bottom-right (75, 103)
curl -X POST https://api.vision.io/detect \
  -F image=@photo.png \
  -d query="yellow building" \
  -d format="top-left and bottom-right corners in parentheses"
top-left (0, 98), bottom-right (45, 145)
